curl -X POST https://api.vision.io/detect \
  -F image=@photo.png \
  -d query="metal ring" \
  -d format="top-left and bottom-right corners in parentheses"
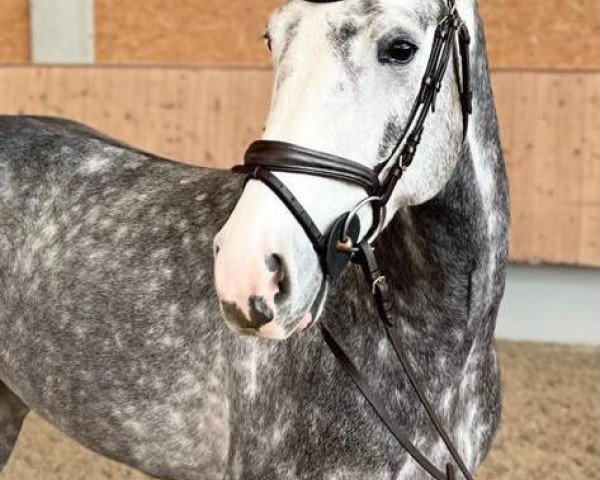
top-left (340, 196), bottom-right (387, 246)
top-left (367, 203), bottom-right (387, 244)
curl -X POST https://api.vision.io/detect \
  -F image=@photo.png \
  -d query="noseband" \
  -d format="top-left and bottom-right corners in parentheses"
top-left (234, 0), bottom-right (472, 276)
top-left (232, 2), bottom-right (475, 480)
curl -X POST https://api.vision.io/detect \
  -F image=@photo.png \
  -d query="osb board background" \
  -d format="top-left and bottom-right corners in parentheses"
top-left (95, 0), bottom-right (600, 69)
top-left (0, 66), bottom-right (598, 267)
top-left (0, 342), bottom-right (598, 480)
top-left (494, 72), bottom-right (600, 266)
top-left (0, 0), bottom-right (29, 63)
top-left (0, 0), bottom-right (599, 68)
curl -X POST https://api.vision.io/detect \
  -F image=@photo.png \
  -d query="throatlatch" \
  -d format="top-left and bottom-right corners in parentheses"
top-left (232, 1), bottom-right (474, 479)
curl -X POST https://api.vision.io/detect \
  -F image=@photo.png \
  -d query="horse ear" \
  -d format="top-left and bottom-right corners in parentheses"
top-left (455, 0), bottom-right (478, 38)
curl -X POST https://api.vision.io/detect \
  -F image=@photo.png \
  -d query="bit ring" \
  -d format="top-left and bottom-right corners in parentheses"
top-left (340, 196), bottom-right (387, 247)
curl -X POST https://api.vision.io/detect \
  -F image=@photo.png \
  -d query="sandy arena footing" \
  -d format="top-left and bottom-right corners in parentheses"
top-left (0, 341), bottom-right (598, 480)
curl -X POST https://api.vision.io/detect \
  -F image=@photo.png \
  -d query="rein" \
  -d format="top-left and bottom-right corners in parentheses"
top-left (232, 2), bottom-right (474, 479)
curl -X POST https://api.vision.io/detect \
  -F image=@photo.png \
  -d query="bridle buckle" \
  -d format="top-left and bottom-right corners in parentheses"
top-left (372, 275), bottom-right (387, 294)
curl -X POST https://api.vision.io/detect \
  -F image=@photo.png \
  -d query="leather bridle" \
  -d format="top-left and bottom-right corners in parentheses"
top-left (232, 1), bottom-right (475, 479)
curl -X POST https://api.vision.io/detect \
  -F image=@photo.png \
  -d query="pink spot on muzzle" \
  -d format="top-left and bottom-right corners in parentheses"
top-left (297, 313), bottom-right (314, 332)
top-left (258, 320), bottom-right (288, 339)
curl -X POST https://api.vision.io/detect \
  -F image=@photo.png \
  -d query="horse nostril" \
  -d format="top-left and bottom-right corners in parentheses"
top-left (266, 253), bottom-right (291, 305)
top-left (213, 236), bottom-right (222, 257)
top-left (221, 297), bottom-right (274, 330)
top-left (249, 295), bottom-right (274, 327)
top-left (265, 253), bottom-right (283, 275)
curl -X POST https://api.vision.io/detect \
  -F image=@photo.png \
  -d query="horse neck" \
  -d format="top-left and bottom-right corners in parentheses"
top-left (376, 148), bottom-right (488, 318)
top-left (303, 2), bottom-right (508, 372)
top-left (368, 7), bottom-right (509, 343)
top-left (463, 2), bottom-right (510, 310)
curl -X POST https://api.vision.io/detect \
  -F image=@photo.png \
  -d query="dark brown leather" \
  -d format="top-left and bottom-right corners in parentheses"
top-left (234, 166), bottom-right (327, 254)
top-left (322, 242), bottom-right (476, 480)
top-left (236, 140), bottom-right (381, 195)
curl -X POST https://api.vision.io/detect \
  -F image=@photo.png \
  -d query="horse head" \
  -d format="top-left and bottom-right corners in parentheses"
top-left (214, 0), bottom-right (475, 339)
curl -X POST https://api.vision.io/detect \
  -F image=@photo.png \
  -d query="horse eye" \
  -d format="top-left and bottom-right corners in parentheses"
top-left (263, 31), bottom-right (273, 52)
top-left (379, 39), bottom-right (418, 65)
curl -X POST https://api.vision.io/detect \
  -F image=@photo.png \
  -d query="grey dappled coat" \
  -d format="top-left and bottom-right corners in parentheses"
top-left (0, 110), bottom-right (507, 480)
top-left (0, 15), bottom-right (508, 477)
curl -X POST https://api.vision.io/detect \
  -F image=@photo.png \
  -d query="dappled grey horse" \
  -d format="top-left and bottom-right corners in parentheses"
top-left (0, 0), bottom-right (508, 479)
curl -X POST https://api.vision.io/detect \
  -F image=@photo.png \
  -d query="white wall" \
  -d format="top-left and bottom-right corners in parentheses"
top-left (30, 0), bottom-right (95, 64)
top-left (496, 265), bottom-right (600, 345)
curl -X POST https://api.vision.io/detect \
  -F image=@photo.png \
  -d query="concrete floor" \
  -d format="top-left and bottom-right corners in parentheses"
top-left (0, 341), bottom-right (598, 480)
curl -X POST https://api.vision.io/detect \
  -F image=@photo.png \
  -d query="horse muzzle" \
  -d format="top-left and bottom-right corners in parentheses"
top-left (213, 181), bottom-right (329, 340)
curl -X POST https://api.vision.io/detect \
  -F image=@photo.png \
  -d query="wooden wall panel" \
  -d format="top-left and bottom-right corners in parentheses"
top-left (494, 71), bottom-right (600, 266)
top-left (0, 66), bottom-right (598, 267)
top-left (1, 0), bottom-right (598, 68)
top-left (95, 0), bottom-right (600, 70)
top-left (0, 66), bottom-right (273, 167)
top-left (479, 0), bottom-right (600, 70)
top-left (0, 0), bottom-right (30, 63)
top-left (96, 0), bottom-right (280, 66)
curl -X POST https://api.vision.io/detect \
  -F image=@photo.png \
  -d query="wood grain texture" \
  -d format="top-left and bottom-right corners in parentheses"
top-left (494, 71), bottom-right (600, 266)
top-left (1, 0), bottom-right (598, 69)
top-left (94, 0), bottom-right (600, 69)
top-left (0, 66), bottom-right (598, 267)
top-left (479, 0), bottom-right (600, 70)
top-left (0, 0), bottom-right (30, 63)
top-left (95, 0), bottom-right (280, 66)
top-left (0, 66), bottom-right (272, 167)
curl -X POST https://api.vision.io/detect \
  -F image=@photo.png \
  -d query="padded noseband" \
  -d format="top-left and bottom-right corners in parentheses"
top-left (233, 140), bottom-right (381, 262)
top-left (239, 140), bottom-right (380, 195)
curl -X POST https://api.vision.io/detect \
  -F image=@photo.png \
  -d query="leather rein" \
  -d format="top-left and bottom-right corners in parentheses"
top-left (232, 2), bottom-right (474, 479)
